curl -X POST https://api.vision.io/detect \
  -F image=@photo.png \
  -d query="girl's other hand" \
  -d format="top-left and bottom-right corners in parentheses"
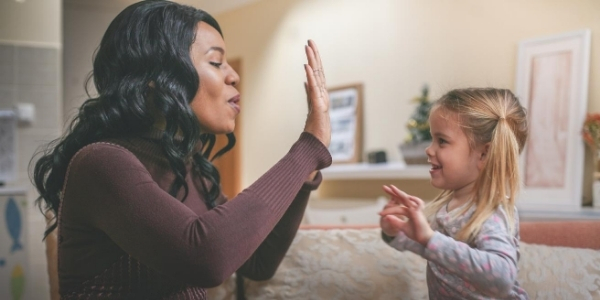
top-left (379, 198), bottom-right (411, 237)
top-left (381, 185), bottom-right (434, 246)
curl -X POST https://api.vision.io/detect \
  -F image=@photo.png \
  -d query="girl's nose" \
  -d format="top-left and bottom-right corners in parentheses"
top-left (425, 143), bottom-right (433, 158)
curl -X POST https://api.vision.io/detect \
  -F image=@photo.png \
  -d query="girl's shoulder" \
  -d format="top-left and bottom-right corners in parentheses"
top-left (480, 204), bottom-right (520, 234)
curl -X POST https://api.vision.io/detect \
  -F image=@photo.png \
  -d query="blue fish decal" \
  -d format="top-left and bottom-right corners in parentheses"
top-left (6, 197), bottom-right (23, 253)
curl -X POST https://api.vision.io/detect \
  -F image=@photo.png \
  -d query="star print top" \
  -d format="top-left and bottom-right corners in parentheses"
top-left (385, 202), bottom-right (529, 299)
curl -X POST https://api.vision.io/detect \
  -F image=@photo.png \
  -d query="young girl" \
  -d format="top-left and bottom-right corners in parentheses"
top-left (380, 88), bottom-right (529, 299)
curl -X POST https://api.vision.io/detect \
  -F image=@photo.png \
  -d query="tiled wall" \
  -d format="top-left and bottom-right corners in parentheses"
top-left (0, 42), bottom-right (61, 300)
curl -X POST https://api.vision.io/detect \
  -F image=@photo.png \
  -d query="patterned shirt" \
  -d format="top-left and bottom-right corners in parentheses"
top-left (386, 202), bottom-right (529, 299)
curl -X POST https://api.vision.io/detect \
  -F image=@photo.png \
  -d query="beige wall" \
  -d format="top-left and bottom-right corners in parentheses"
top-left (63, 3), bottom-right (126, 119)
top-left (0, 0), bottom-right (61, 45)
top-left (215, 0), bottom-right (600, 203)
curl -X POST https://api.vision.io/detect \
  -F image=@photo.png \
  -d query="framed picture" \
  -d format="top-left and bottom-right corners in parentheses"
top-left (328, 83), bottom-right (363, 163)
top-left (515, 29), bottom-right (591, 211)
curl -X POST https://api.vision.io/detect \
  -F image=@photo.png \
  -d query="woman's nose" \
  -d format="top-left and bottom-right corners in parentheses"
top-left (227, 68), bottom-right (240, 87)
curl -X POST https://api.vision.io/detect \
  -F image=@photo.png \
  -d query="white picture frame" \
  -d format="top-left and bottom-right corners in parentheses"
top-left (515, 29), bottom-right (591, 211)
top-left (328, 83), bottom-right (363, 163)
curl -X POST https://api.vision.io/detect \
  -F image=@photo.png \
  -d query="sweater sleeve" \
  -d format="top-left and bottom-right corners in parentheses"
top-left (62, 132), bottom-right (331, 288)
top-left (237, 171), bottom-right (321, 280)
top-left (384, 231), bottom-right (426, 256)
top-left (421, 210), bottom-right (520, 297)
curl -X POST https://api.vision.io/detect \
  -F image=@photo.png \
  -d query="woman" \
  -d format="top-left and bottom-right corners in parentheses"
top-left (32, 0), bottom-right (331, 298)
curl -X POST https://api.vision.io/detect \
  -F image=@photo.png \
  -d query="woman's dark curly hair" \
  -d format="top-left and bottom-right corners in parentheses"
top-left (31, 0), bottom-right (235, 239)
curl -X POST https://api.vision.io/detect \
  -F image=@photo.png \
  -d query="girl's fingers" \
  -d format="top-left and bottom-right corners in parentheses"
top-left (382, 185), bottom-right (401, 197)
top-left (379, 206), bottom-right (410, 218)
top-left (388, 185), bottom-right (422, 210)
top-left (383, 185), bottom-right (413, 207)
top-left (409, 196), bottom-right (425, 210)
top-left (388, 185), bottom-right (408, 198)
top-left (384, 215), bottom-right (408, 231)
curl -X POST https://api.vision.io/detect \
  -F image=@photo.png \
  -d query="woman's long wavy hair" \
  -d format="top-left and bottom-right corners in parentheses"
top-left (424, 88), bottom-right (528, 242)
top-left (31, 0), bottom-right (235, 239)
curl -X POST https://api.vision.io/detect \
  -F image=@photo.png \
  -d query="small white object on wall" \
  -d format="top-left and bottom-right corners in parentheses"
top-left (14, 103), bottom-right (35, 127)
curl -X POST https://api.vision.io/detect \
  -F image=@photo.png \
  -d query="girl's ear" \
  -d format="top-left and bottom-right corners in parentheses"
top-left (477, 143), bottom-right (490, 169)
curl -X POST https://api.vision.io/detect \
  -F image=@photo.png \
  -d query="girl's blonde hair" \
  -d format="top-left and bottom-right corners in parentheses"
top-left (425, 88), bottom-right (528, 242)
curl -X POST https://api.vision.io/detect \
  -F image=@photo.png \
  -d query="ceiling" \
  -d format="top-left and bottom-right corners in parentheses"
top-left (63, 0), bottom-right (260, 15)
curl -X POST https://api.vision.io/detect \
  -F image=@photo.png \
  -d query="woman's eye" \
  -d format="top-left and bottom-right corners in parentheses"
top-left (210, 62), bottom-right (222, 68)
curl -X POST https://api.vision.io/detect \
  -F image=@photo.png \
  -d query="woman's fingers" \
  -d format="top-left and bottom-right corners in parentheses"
top-left (305, 46), bottom-right (320, 87)
top-left (304, 63), bottom-right (319, 102)
top-left (308, 40), bottom-right (326, 87)
top-left (305, 41), bottom-right (328, 111)
top-left (302, 40), bottom-right (330, 147)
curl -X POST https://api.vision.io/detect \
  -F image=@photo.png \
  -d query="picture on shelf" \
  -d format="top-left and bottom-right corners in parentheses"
top-left (328, 83), bottom-right (363, 163)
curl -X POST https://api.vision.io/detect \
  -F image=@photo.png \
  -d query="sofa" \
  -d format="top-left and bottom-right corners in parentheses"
top-left (207, 221), bottom-right (600, 299)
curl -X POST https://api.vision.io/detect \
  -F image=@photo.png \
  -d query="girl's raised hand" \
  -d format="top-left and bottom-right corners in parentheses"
top-left (380, 185), bottom-right (434, 246)
top-left (303, 40), bottom-right (331, 147)
top-left (379, 198), bottom-right (412, 237)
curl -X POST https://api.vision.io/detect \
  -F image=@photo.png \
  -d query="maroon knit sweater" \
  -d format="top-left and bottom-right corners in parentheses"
top-left (57, 131), bottom-right (331, 299)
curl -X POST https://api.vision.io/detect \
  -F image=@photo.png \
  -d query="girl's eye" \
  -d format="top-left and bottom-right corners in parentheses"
top-left (210, 62), bottom-right (222, 68)
top-left (438, 138), bottom-right (447, 144)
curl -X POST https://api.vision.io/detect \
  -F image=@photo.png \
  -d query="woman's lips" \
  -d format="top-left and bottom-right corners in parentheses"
top-left (228, 95), bottom-right (240, 114)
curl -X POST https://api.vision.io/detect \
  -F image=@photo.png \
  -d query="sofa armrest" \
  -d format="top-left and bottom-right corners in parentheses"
top-left (520, 221), bottom-right (600, 249)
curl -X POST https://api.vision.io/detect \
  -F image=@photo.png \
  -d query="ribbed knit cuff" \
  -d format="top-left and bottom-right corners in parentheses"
top-left (293, 132), bottom-right (332, 170)
top-left (300, 171), bottom-right (322, 191)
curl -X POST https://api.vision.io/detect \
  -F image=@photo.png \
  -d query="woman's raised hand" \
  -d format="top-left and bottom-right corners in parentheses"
top-left (303, 40), bottom-right (331, 147)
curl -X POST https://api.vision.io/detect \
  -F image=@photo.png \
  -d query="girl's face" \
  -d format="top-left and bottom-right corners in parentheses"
top-left (189, 21), bottom-right (241, 134)
top-left (425, 107), bottom-right (486, 194)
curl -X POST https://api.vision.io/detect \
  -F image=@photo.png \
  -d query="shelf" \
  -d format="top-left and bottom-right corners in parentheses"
top-left (0, 186), bottom-right (27, 196)
top-left (321, 162), bottom-right (431, 180)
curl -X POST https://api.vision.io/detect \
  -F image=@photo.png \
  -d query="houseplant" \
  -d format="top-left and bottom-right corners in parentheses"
top-left (582, 112), bottom-right (600, 207)
top-left (399, 84), bottom-right (432, 165)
